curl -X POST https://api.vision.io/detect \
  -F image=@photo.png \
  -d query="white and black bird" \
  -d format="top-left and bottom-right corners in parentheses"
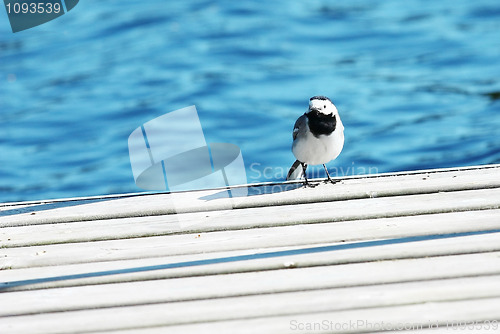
top-left (286, 96), bottom-right (345, 186)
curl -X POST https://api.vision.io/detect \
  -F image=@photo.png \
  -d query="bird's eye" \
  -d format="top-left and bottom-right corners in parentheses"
top-left (324, 105), bottom-right (326, 108)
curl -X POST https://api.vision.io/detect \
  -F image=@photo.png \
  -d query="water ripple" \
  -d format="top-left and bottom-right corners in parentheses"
top-left (0, 0), bottom-right (499, 202)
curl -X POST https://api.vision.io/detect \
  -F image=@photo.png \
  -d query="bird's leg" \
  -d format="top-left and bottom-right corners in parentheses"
top-left (323, 164), bottom-right (337, 184)
top-left (301, 163), bottom-right (309, 186)
top-left (302, 163), bottom-right (316, 188)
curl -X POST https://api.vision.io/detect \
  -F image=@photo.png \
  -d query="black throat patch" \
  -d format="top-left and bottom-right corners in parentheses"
top-left (306, 111), bottom-right (336, 137)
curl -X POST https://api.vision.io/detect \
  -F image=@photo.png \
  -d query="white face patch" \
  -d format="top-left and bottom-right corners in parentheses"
top-left (308, 99), bottom-right (337, 116)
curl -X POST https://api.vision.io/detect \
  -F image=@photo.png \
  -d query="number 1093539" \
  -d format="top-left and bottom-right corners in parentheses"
top-left (5, 2), bottom-right (62, 14)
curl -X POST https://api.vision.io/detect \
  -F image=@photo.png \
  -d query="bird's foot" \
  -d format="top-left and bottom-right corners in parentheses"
top-left (304, 180), bottom-right (318, 188)
top-left (323, 178), bottom-right (339, 185)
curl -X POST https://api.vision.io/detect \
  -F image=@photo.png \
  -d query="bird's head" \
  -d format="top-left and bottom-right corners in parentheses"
top-left (307, 96), bottom-right (338, 116)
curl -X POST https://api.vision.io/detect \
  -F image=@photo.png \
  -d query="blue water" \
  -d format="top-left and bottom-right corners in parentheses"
top-left (1, 0), bottom-right (499, 203)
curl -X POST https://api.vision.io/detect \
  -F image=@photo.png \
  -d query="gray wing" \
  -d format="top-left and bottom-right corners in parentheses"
top-left (292, 114), bottom-right (307, 142)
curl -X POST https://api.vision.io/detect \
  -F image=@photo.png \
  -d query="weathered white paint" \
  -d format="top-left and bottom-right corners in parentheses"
top-left (0, 165), bottom-right (499, 334)
top-left (2, 209), bottom-right (500, 269)
top-left (1, 164), bottom-right (499, 228)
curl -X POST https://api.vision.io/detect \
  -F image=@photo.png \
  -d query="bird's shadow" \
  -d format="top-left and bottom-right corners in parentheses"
top-left (199, 181), bottom-right (305, 201)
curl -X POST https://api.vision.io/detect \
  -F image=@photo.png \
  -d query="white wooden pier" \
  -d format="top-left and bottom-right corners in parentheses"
top-left (1, 164), bottom-right (500, 333)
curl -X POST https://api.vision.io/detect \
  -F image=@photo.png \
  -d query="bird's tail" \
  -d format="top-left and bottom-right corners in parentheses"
top-left (287, 160), bottom-right (304, 181)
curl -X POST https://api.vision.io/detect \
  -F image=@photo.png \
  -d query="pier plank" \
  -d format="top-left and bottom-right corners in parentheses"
top-left (2, 209), bottom-right (500, 269)
top-left (1, 165), bottom-right (500, 333)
